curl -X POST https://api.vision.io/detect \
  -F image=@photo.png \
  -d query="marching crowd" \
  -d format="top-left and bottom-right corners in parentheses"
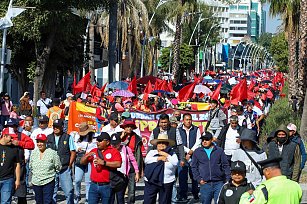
top-left (0, 70), bottom-right (304, 204)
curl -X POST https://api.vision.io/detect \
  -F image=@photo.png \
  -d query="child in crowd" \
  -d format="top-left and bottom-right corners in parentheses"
top-left (217, 161), bottom-right (254, 204)
top-left (10, 105), bottom-right (19, 119)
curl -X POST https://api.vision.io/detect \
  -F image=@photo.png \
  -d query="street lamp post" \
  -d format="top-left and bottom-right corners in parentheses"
top-left (201, 23), bottom-right (220, 73)
top-left (243, 43), bottom-right (253, 72)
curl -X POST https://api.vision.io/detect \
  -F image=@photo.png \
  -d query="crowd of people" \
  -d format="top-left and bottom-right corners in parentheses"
top-left (0, 69), bottom-right (304, 204)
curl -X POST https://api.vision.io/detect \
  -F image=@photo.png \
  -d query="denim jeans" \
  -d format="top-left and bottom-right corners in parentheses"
top-left (178, 163), bottom-right (199, 199)
top-left (53, 168), bottom-right (74, 204)
top-left (88, 182), bottom-right (111, 204)
top-left (0, 177), bottom-right (14, 204)
top-left (199, 181), bottom-right (224, 204)
top-left (33, 180), bottom-right (55, 204)
top-left (127, 172), bottom-right (136, 203)
top-left (75, 163), bottom-right (91, 201)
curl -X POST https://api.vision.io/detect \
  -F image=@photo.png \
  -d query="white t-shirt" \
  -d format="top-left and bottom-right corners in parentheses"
top-left (232, 149), bottom-right (267, 187)
top-left (72, 132), bottom-right (97, 153)
top-left (224, 127), bottom-right (240, 156)
top-left (37, 98), bottom-right (52, 115)
top-left (101, 124), bottom-right (123, 136)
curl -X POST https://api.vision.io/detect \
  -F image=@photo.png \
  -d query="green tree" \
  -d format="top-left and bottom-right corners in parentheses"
top-left (270, 33), bottom-right (288, 72)
top-left (160, 43), bottom-right (194, 74)
top-left (265, 0), bottom-right (300, 100)
top-left (0, 0), bottom-right (105, 102)
top-left (258, 32), bottom-right (273, 50)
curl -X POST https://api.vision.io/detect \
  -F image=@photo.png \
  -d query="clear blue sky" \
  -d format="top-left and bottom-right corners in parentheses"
top-left (263, 3), bottom-right (282, 34)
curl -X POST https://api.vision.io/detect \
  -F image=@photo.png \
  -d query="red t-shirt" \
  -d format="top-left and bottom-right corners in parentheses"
top-left (88, 146), bottom-right (122, 183)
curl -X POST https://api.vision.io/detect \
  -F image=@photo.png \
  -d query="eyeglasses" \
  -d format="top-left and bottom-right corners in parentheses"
top-left (97, 139), bottom-right (108, 142)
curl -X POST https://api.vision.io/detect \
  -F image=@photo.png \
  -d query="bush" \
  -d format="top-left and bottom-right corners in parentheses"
top-left (260, 83), bottom-right (300, 146)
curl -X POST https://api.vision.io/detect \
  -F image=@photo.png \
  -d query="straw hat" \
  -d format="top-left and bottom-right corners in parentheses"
top-left (150, 133), bottom-right (175, 146)
top-left (78, 122), bottom-right (95, 136)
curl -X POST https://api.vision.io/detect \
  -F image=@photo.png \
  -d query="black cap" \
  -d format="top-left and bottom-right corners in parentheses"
top-left (231, 161), bottom-right (246, 172)
top-left (200, 132), bottom-right (213, 141)
top-left (5, 118), bottom-right (18, 126)
top-left (53, 119), bottom-right (64, 127)
top-left (97, 132), bottom-right (111, 141)
top-left (258, 157), bottom-right (282, 170)
top-left (38, 115), bottom-right (49, 122)
top-left (110, 132), bottom-right (121, 145)
top-left (247, 100), bottom-right (255, 105)
top-left (109, 113), bottom-right (119, 121)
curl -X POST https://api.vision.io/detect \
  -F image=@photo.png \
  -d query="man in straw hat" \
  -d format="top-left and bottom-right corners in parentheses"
top-left (144, 133), bottom-right (178, 204)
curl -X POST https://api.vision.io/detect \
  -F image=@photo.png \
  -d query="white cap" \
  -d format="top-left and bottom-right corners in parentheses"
top-left (66, 93), bottom-right (74, 98)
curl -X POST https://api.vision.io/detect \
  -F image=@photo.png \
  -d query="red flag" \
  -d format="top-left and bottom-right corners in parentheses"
top-left (143, 81), bottom-right (153, 101)
top-left (230, 78), bottom-right (248, 102)
top-left (100, 82), bottom-right (108, 93)
top-left (266, 90), bottom-right (274, 99)
top-left (177, 82), bottom-right (197, 102)
top-left (211, 82), bottom-right (222, 100)
top-left (73, 72), bottom-right (91, 94)
top-left (248, 80), bottom-right (255, 91)
top-left (128, 77), bottom-right (137, 95)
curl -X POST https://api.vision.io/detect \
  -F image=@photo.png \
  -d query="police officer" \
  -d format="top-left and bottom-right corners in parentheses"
top-left (239, 157), bottom-right (302, 204)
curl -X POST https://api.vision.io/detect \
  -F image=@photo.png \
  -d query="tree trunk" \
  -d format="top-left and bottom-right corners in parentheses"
top-left (33, 31), bottom-right (56, 105)
top-left (298, 0), bottom-right (307, 112)
top-left (172, 14), bottom-right (182, 84)
top-left (288, 29), bottom-right (298, 100)
top-left (108, 2), bottom-right (118, 83)
top-left (89, 17), bottom-right (95, 84)
top-left (300, 87), bottom-right (307, 140)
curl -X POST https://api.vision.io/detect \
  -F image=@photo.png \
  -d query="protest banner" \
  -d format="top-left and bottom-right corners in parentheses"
top-left (68, 102), bottom-right (210, 155)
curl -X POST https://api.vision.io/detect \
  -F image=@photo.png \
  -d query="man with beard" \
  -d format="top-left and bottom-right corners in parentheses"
top-left (268, 125), bottom-right (301, 182)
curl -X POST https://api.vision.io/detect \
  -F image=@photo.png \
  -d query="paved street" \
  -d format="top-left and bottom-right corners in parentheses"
top-left (21, 179), bottom-right (307, 204)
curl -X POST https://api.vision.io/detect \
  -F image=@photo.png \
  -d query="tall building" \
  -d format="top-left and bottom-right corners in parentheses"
top-left (203, 0), bottom-right (265, 44)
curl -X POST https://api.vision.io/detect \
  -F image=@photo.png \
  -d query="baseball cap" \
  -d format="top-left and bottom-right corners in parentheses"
top-left (53, 119), bottom-right (64, 127)
top-left (5, 118), bottom-right (19, 127)
top-left (247, 100), bottom-right (255, 105)
top-left (287, 123), bottom-right (297, 132)
top-left (38, 115), bottom-right (49, 123)
top-left (169, 116), bottom-right (179, 124)
top-left (97, 132), bottom-right (111, 141)
top-left (1, 127), bottom-right (17, 138)
top-left (200, 132), bottom-right (213, 141)
top-left (231, 161), bottom-right (246, 172)
top-left (66, 93), bottom-right (74, 98)
top-left (121, 112), bottom-right (131, 119)
top-left (110, 132), bottom-right (121, 145)
top-left (36, 134), bottom-right (47, 141)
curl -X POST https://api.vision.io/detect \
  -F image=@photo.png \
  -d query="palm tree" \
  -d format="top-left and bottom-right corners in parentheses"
top-left (156, 0), bottom-right (197, 83)
top-left (298, 0), bottom-right (307, 139)
top-left (266, 0), bottom-right (300, 100)
top-left (298, 0), bottom-right (307, 111)
top-left (97, 0), bottom-right (149, 78)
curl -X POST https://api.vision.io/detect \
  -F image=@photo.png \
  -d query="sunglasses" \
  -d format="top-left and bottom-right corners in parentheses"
top-left (97, 139), bottom-right (108, 142)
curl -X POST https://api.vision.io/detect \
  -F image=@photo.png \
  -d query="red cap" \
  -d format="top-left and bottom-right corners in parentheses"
top-left (1, 127), bottom-right (17, 138)
top-left (36, 134), bottom-right (47, 141)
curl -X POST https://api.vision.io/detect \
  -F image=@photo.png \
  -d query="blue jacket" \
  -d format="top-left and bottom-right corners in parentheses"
top-left (291, 134), bottom-right (307, 169)
top-left (191, 145), bottom-right (231, 183)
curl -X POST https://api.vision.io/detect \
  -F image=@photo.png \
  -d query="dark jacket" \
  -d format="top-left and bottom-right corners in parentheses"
top-left (217, 179), bottom-right (254, 204)
top-left (178, 125), bottom-right (198, 149)
top-left (268, 125), bottom-right (301, 182)
top-left (144, 161), bottom-right (164, 187)
top-left (191, 145), bottom-right (231, 183)
top-left (290, 133), bottom-right (307, 169)
top-left (47, 133), bottom-right (71, 171)
top-left (217, 124), bottom-right (245, 149)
